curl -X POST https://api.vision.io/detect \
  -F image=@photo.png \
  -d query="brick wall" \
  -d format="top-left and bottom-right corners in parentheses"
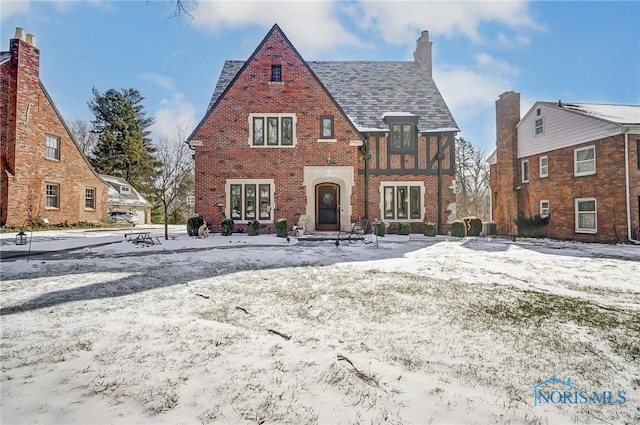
top-left (1, 36), bottom-right (108, 226)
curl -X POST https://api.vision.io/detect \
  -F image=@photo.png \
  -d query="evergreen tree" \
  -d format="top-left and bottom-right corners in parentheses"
top-left (88, 87), bottom-right (159, 190)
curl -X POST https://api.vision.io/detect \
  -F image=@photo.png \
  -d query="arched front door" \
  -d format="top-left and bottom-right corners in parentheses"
top-left (316, 183), bottom-right (340, 231)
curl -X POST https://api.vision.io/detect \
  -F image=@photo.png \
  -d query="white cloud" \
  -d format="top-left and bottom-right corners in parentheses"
top-left (151, 93), bottom-right (197, 142)
top-left (191, 0), bottom-right (364, 56)
top-left (0, 1), bottom-right (31, 19)
top-left (352, 0), bottom-right (543, 45)
top-left (142, 73), bottom-right (176, 91)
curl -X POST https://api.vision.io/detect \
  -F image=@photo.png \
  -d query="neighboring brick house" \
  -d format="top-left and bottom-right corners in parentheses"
top-left (101, 175), bottom-right (152, 224)
top-left (188, 24), bottom-right (458, 234)
top-left (1, 28), bottom-right (108, 227)
top-left (490, 91), bottom-right (640, 243)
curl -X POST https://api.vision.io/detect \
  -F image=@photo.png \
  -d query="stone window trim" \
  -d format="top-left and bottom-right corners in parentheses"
top-left (319, 115), bottom-right (334, 140)
top-left (45, 183), bottom-right (60, 210)
top-left (539, 156), bottom-right (549, 178)
top-left (45, 134), bottom-right (60, 161)
top-left (379, 181), bottom-right (424, 222)
top-left (85, 188), bottom-right (96, 210)
top-left (521, 159), bottom-right (530, 183)
top-left (248, 114), bottom-right (297, 148)
top-left (534, 117), bottom-right (544, 135)
top-left (574, 145), bottom-right (596, 177)
top-left (540, 200), bottom-right (550, 218)
top-left (575, 198), bottom-right (597, 234)
top-left (225, 179), bottom-right (275, 223)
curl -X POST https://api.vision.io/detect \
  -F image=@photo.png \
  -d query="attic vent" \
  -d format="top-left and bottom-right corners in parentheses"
top-left (271, 64), bottom-right (281, 82)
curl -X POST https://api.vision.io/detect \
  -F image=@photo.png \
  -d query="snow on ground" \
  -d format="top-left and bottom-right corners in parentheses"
top-left (1, 226), bottom-right (639, 424)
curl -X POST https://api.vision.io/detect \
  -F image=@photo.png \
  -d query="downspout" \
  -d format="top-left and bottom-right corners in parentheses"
top-left (623, 128), bottom-right (640, 243)
top-left (363, 136), bottom-right (370, 223)
top-left (437, 134), bottom-right (442, 232)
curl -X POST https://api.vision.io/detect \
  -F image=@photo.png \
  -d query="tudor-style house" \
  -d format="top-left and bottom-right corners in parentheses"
top-left (188, 24), bottom-right (458, 234)
top-left (490, 91), bottom-right (640, 243)
top-left (1, 28), bottom-right (108, 227)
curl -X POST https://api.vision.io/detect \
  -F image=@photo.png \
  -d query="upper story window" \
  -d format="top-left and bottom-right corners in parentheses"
top-left (85, 188), bottom-right (96, 209)
top-left (521, 159), bottom-right (530, 183)
top-left (319, 115), bottom-right (334, 139)
top-left (46, 135), bottom-right (60, 160)
top-left (120, 186), bottom-right (131, 194)
top-left (45, 183), bottom-right (59, 209)
top-left (574, 145), bottom-right (595, 176)
top-left (534, 117), bottom-right (544, 135)
top-left (271, 65), bottom-right (282, 82)
top-left (249, 114), bottom-right (296, 147)
top-left (390, 124), bottom-right (416, 151)
top-left (539, 156), bottom-right (549, 178)
top-left (381, 182), bottom-right (423, 221)
top-left (536, 108), bottom-right (541, 116)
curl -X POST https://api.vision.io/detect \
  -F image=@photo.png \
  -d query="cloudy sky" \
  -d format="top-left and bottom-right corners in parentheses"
top-left (1, 0), bottom-right (638, 152)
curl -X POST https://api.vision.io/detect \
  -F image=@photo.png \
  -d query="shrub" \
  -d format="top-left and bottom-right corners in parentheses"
top-left (220, 219), bottom-right (234, 236)
top-left (462, 216), bottom-right (482, 236)
top-left (423, 222), bottom-right (437, 237)
top-left (275, 219), bottom-right (288, 238)
top-left (247, 219), bottom-right (260, 236)
top-left (398, 222), bottom-right (410, 235)
top-left (515, 214), bottom-right (550, 238)
top-left (451, 220), bottom-right (467, 237)
top-left (187, 216), bottom-right (204, 237)
top-left (373, 220), bottom-right (386, 237)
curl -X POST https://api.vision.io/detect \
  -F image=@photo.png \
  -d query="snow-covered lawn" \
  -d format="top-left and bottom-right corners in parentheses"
top-left (1, 228), bottom-right (639, 424)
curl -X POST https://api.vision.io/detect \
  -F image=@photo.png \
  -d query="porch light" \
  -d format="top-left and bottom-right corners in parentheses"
top-left (16, 231), bottom-right (27, 245)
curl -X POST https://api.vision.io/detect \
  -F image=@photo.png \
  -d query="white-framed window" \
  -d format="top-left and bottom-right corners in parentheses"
top-left (85, 188), bottom-right (96, 209)
top-left (574, 145), bottom-right (595, 176)
top-left (226, 179), bottom-right (275, 222)
top-left (539, 156), bottom-right (549, 178)
top-left (575, 198), bottom-right (597, 233)
top-left (534, 117), bottom-right (544, 135)
top-left (45, 135), bottom-right (60, 160)
top-left (248, 114), bottom-right (296, 147)
top-left (45, 183), bottom-right (59, 209)
top-left (120, 186), bottom-right (131, 194)
top-left (522, 159), bottom-right (530, 183)
top-left (380, 181), bottom-right (424, 221)
top-left (540, 200), bottom-right (550, 218)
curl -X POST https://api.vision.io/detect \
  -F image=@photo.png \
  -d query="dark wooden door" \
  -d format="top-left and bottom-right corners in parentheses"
top-left (316, 183), bottom-right (339, 231)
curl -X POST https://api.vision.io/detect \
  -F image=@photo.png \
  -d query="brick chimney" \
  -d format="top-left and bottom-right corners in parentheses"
top-left (413, 30), bottom-right (432, 74)
top-left (493, 91), bottom-right (521, 236)
top-left (10, 27), bottom-right (40, 88)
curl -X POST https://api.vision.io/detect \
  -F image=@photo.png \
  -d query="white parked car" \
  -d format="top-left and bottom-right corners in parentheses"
top-left (107, 211), bottom-right (140, 226)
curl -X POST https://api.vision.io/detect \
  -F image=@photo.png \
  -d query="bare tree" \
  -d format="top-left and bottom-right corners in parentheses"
top-left (455, 137), bottom-right (490, 221)
top-left (68, 119), bottom-right (98, 157)
top-left (148, 128), bottom-right (194, 240)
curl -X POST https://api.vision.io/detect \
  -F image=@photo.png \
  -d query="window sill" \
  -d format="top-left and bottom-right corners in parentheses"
top-left (45, 207), bottom-right (59, 211)
top-left (268, 81), bottom-right (284, 86)
top-left (317, 138), bottom-right (337, 143)
top-left (574, 171), bottom-right (595, 177)
top-left (575, 229), bottom-right (597, 234)
top-left (85, 208), bottom-right (96, 211)
top-left (250, 144), bottom-right (296, 148)
top-left (45, 157), bottom-right (60, 162)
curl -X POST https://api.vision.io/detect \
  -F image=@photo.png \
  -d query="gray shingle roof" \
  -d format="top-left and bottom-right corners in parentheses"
top-left (0, 51), bottom-right (12, 65)
top-left (208, 60), bottom-right (458, 133)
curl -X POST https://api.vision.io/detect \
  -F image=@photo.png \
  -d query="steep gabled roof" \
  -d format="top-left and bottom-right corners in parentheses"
top-left (0, 51), bottom-right (11, 65)
top-left (206, 59), bottom-right (458, 133)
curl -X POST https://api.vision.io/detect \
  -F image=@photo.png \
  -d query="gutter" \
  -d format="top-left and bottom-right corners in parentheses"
top-left (623, 128), bottom-right (640, 244)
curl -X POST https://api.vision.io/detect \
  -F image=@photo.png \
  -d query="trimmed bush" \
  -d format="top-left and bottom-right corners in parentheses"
top-left (515, 214), bottom-right (550, 238)
top-left (275, 219), bottom-right (288, 237)
top-left (423, 222), bottom-right (437, 237)
top-left (451, 220), bottom-right (467, 237)
top-left (187, 216), bottom-right (204, 237)
top-left (398, 222), bottom-right (410, 235)
top-left (462, 216), bottom-right (482, 236)
top-left (247, 219), bottom-right (260, 236)
top-left (373, 220), bottom-right (386, 237)
top-left (220, 219), bottom-right (234, 236)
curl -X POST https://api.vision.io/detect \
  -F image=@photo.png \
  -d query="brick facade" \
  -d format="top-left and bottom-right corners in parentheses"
top-left (1, 30), bottom-right (108, 227)
top-left (190, 26), bottom-right (456, 234)
top-left (491, 92), bottom-right (640, 243)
